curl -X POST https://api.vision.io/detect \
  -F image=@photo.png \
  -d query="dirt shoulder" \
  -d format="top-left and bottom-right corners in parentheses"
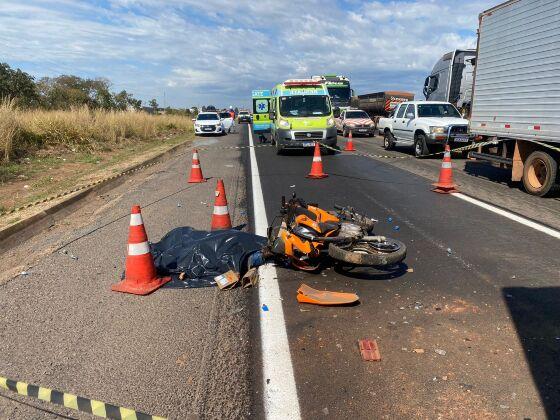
top-left (0, 132), bottom-right (194, 230)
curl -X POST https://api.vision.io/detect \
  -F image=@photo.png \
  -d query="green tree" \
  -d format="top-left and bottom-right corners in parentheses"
top-left (0, 63), bottom-right (39, 107)
top-left (37, 75), bottom-right (118, 110)
top-left (113, 90), bottom-right (141, 111)
top-left (149, 98), bottom-right (158, 112)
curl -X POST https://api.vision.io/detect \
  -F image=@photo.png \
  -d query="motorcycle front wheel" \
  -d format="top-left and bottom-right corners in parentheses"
top-left (328, 239), bottom-right (406, 267)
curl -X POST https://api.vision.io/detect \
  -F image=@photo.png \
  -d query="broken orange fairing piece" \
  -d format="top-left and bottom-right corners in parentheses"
top-left (296, 283), bottom-right (359, 306)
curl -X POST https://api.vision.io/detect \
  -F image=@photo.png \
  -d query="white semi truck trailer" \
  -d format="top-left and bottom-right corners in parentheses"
top-left (469, 0), bottom-right (560, 196)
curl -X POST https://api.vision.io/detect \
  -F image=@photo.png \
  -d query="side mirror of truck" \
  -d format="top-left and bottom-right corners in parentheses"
top-left (333, 107), bottom-right (341, 118)
top-left (269, 111), bottom-right (275, 120)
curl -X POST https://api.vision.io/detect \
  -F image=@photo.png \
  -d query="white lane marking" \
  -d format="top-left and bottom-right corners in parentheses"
top-left (248, 128), bottom-right (301, 419)
top-left (452, 193), bottom-right (560, 240)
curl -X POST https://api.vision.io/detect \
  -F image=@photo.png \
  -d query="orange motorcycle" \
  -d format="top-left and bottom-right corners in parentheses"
top-left (267, 194), bottom-right (406, 271)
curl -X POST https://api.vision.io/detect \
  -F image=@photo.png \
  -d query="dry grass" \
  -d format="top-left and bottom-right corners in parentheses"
top-left (0, 99), bottom-right (193, 162)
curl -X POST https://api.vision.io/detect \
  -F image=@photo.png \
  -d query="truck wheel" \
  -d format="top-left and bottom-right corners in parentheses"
top-left (383, 131), bottom-right (395, 150)
top-left (414, 134), bottom-right (429, 158)
top-left (522, 151), bottom-right (558, 196)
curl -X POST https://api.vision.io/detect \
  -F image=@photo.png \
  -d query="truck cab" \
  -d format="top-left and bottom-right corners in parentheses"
top-left (383, 101), bottom-right (471, 157)
top-left (423, 49), bottom-right (476, 115)
top-left (313, 75), bottom-right (353, 110)
top-left (270, 79), bottom-right (337, 154)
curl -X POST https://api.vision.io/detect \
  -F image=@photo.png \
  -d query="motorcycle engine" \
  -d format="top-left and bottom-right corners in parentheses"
top-left (337, 222), bottom-right (363, 238)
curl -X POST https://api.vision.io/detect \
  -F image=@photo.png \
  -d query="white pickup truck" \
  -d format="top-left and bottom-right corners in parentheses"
top-left (381, 101), bottom-right (472, 157)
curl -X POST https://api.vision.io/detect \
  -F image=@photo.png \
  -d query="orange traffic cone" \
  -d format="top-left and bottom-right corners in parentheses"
top-left (344, 129), bottom-right (356, 151)
top-left (307, 142), bottom-right (328, 179)
top-left (432, 144), bottom-right (459, 194)
top-left (112, 205), bottom-right (171, 295)
top-left (188, 149), bottom-right (206, 183)
top-left (211, 179), bottom-right (232, 230)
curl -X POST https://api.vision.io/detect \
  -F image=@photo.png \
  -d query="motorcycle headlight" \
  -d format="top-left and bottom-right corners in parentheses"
top-left (430, 126), bottom-right (446, 134)
top-left (279, 118), bottom-right (290, 128)
top-left (327, 117), bottom-right (335, 127)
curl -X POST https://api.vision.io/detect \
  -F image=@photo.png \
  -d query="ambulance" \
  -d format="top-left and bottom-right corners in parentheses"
top-left (269, 79), bottom-right (337, 154)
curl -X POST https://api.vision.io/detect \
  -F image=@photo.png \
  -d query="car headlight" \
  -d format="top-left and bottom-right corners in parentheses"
top-left (194, 123), bottom-right (200, 127)
top-left (430, 126), bottom-right (446, 134)
top-left (327, 117), bottom-right (335, 127)
top-left (346, 122), bottom-right (355, 128)
top-left (279, 118), bottom-right (290, 128)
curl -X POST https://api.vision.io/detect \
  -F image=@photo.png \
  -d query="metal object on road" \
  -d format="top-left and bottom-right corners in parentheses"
top-left (187, 149), bottom-right (206, 183)
top-left (0, 375), bottom-right (166, 419)
top-left (111, 205), bottom-right (171, 295)
top-left (306, 142), bottom-right (328, 179)
top-left (432, 144), bottom-right (459, 194)
top-left (211, 179), bottom-right (232, 230)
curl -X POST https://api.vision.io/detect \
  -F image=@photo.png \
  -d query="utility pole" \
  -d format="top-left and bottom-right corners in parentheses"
top-left (163, 91), bottom-right (166, 109)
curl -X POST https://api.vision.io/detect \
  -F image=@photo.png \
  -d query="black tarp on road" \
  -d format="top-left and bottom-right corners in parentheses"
top-left (151, 227), bottom-right (267, 288)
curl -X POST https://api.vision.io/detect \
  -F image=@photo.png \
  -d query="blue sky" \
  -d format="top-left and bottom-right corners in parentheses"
top-left (0, 0), bottom-right (498, 109)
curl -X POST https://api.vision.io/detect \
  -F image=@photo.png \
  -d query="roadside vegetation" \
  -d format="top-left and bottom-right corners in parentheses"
top-left (0, 62), bottom-right (196, 215)
top-left (0, 99), bottom-right (193, 164)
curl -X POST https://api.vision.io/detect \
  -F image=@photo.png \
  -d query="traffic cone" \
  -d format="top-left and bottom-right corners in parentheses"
top-left (432, 144), bottom-right (459, 194)
top-left (112, 205), bottom-right (171, 295)
top-left (344, 129), bottom-right (356, 151)
top-left (211, 179), bottom-right (232, 230)
top-left (188, 149), bottom-right (206, 183)
top-left (307, 142), bottom-right (328, 179)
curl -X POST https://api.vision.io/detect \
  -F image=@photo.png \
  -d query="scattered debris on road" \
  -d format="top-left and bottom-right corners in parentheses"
top-left (215, 270), bottom-right (240, 290)
top-left (296, 284), bottom-right (359, 306)
top-left (358, 339), bottom-right (381, 361)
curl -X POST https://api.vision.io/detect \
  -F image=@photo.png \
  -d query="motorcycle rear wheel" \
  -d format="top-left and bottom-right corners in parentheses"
top-left (328, 239), bottom-right (406, 267)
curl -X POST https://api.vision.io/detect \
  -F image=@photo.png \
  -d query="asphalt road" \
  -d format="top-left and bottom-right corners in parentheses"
top-left (1, 125), bottom-right (559, 419)
top-left (0, 128), bottom-right (255, 419)
top-left (247, 126), bottom-right (560, 419)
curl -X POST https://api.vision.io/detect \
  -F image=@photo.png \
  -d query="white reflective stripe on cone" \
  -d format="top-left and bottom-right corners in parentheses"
top-left (213, 205), bottom-right (229, 215)
top-left (193, 153), bottom-right (199, 159)
top-left (441, 162), bottom-right (452, 169)
top-left (444, 152), bottom-right (450, 158)
top-left (313, 157), bottom-right (322, 162)
top-left (192, 164), bottom-right (200, 168)
top-left (130, 213), bottom-right (143, 226)
top-left (128, 241), bottom-right (150, 256)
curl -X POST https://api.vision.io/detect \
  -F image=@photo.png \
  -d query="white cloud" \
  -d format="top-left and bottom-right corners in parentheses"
top-left (0, 0), bottom-right (496, 107)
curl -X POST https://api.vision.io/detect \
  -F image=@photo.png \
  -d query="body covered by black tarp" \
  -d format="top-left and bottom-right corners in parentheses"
top-left (151, 227), bottom-right (267, 288)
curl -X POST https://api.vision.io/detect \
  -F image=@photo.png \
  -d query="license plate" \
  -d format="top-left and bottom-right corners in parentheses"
top-left (454, 137), bottom-right (469, 143)
top-left (203, 127), bottom-right (212, 131)
top-left (358, 129), bottom-right (367, 132)
top-left (302, 142), bottom-right (315, 147)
